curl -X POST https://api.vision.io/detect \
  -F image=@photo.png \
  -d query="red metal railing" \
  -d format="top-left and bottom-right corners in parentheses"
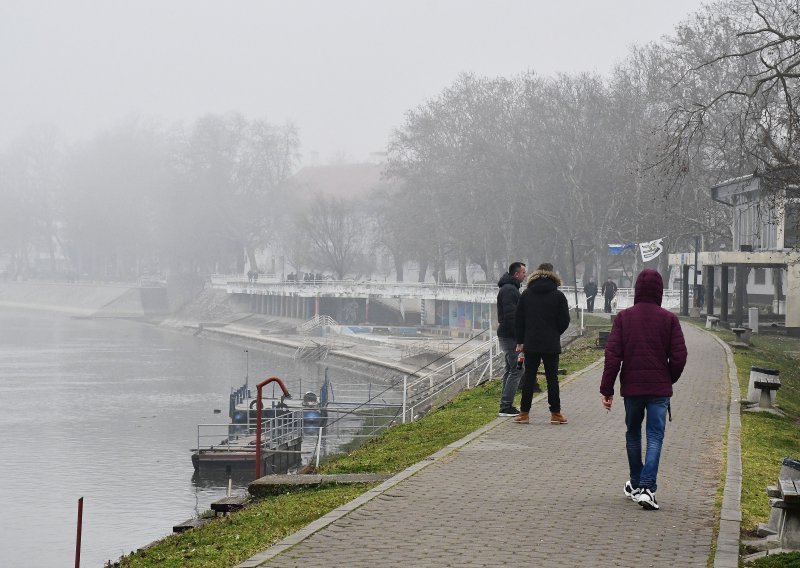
top-left (255, 376), bottom-right (291, 479)
top-left (75, 497), bottom-right (83, 568)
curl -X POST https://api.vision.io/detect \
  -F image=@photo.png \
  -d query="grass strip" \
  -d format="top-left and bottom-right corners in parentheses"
top-left (694, 325), bottom-right (800, 567)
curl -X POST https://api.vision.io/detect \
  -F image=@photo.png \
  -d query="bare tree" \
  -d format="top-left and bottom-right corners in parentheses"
top-left (174, 113), bottom-right (299, 274)
top-left (299, 194), bottom-right (368, 279)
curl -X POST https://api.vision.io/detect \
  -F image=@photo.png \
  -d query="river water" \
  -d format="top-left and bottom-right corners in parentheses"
top-left (0, 309), bottom-right (390, 568)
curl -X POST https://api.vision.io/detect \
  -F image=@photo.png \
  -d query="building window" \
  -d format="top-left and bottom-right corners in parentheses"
top-left (784, 200), bottom-right (800, 248)
top-left (754, 268), bottom-right (766, 285)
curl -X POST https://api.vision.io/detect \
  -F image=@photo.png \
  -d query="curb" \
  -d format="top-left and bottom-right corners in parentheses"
top-left (708, 332), bottom-right (743, 568)
top-left (234, 355), bottom-right (604, 567)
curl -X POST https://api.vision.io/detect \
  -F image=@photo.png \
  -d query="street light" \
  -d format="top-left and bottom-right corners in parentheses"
top-left (244, 349), bottom-right (249, 394)
top-left (570, 239), bottom-right (584, 336)
top-left (694, 235), bottom-right (700, 308)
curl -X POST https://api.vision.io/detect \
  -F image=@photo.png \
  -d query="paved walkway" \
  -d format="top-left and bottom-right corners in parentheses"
top-left (239, 324), bottom-right (734, 567)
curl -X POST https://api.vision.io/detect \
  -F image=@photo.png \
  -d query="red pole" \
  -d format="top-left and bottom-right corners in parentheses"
top-left (254, 376), bottom-right (291, 479)
top-left (75, 497), bottom-right (83, 568)
top-left (255, 384), bottom-right (263, 479)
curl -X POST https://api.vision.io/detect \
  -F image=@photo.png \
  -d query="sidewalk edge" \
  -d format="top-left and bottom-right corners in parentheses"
top-left (708, 332), bottom-right (742, 568)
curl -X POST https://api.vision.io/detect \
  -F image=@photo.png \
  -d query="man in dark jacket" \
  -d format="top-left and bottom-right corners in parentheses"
top-left (600, 269), bottom-right (687, 511)
top-left (584, 278), bottom-right (598, 313)
top-left (602, 277), bottom-right (618, 313)
top-left (496, 262), bottom-right (526, 416)
top-left (513, 263), bottom-right (570, 425)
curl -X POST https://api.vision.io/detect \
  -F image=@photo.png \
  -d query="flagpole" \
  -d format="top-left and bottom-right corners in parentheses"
top-left (570, 239), bottom-right (581, 331)
top-left (693, 235), bottom-right (700, 307)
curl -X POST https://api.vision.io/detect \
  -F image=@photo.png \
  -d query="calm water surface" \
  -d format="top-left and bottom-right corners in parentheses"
top-left (0, 310), bottom-right (377, 567)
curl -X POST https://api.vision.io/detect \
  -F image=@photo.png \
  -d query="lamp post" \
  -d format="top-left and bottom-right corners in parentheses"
top-left (570, 239), bottom-right (580, 306)
top-left (244, 349), bottom-right (249, 394)
top-left (570, 239), bottom-right (584, 335)
top-left (694, 235), bottom-right (700, 307)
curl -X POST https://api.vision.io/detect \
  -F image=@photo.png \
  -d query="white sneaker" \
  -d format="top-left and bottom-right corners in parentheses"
top-left (624, 480), bottom-right (641, 501)
top-left (634, 488), bottom-right (659, 510)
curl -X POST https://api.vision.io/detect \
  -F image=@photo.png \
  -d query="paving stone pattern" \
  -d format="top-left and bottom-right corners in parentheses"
top-left (261, 325), bottom-right (729, 567)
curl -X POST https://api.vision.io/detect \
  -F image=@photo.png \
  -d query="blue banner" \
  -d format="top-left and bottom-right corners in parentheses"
top-left (608, 243), bottom-right (636, 255)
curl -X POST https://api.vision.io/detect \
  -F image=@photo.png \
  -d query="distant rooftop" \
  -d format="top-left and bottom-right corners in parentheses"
top-left (290, 162), bottom-right (389, 200)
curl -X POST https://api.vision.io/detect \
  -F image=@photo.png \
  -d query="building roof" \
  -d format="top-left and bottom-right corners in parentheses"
top-left (289, 162), bottom-right (388, 200)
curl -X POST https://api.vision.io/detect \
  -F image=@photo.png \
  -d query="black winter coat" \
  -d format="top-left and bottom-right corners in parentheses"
top-left (515, 270), bottom-right (570, 354)
top-left (496, 272), bottom-right (521, 339)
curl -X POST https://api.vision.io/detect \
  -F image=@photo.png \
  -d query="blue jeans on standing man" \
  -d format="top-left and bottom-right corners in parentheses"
top-left (624, 396), bottom-right (670, 492)
top-left (498, 336), bottom-right (523, 411)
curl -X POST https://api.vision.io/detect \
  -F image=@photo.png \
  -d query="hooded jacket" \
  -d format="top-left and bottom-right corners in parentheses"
top-left (514, 269), bottom-right (570, 353)
top-left (496, 272), bottom-right (522, 339)
top-left (600, 269), bottom-right (687, 397)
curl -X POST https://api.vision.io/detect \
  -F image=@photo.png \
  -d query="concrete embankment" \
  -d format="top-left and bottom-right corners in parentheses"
top-left (0, 281), bottom-right (169, 317)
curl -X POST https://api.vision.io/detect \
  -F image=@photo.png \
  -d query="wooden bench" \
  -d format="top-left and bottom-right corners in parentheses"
top-left (776, 477), bottom-right (800, 549)
top-left (173, 516), bottom-right (211, 533)
top-left (731, 327), bottom-right (752, 345)
top-left (758, 459), bottom-right (800, 549)
top-left (753, 376), bottom-right (781, 409)
top-left (210, 496), bottom-right (248, 516)
top-left (779, 478), bottom-right (800, 504)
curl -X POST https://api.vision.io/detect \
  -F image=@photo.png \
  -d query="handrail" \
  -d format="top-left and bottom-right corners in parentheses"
top-left (255, 376), bottom-right (291, 478)
top-left (406, 337), bottom-right (495, 390)
top-left (297, 314), bottom-right (338, 333)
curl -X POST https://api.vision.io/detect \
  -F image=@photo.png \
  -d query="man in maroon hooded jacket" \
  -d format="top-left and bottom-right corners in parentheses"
top-left (600, 269), bottom-right (687, 510)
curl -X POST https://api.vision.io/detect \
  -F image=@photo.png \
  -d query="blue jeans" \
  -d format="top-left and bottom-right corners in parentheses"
top-left (498, 336), bottom-right (523, 410)
top-left (624, 396), bottom-right (670, 492)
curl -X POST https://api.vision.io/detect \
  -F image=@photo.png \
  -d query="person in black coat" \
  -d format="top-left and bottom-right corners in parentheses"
top-left (513, 263), bottom-right (571, 425)
top-left (584, 278), bottom-right (598, 313)
top-left (496, 262), bottom-right (527, 416)
top-left (602, 278), bottom-right (618, 313)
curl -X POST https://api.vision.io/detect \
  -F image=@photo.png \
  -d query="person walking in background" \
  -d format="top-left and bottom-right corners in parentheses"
top-left (496, 262), bottom-right (527, 417)
top-left (602, 277), bottom-right (618, 313)
top-left (513, 263), bottom-right (570, 425)
top-left (584, 278), bottom-right (598, 313)
top-left (600, 269), bottom-right (687, 511)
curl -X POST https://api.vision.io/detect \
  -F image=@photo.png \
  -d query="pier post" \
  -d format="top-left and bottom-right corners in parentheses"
top-left (402, 376), bottom-right (408, 424)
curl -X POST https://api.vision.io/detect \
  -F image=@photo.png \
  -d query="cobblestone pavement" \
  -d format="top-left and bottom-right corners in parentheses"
top-left (250, 324), bottom-right (729, 567)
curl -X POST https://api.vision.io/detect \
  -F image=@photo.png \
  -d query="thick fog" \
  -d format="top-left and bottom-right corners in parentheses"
top-left (15, 0), bottom-right (783, 286)
top-left (2, 0), bottom-right (705, 162)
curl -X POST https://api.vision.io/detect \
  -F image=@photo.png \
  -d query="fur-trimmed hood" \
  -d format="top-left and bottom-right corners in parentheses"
top-left (527, 269), bottom-right (562, 288)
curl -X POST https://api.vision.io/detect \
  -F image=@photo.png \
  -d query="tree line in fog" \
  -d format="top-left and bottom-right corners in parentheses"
top-left (1, 0), bottom-right (797, 284)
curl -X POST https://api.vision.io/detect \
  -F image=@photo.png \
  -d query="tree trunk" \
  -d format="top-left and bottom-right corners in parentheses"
top-left (394, 254), bottom-right (404, 282)
top-left (418, 256), bottom-right (429, 282)
top-left (245, 244), bottom-right (259, 273)
top-left (458, 251), bottom-right (467, 284)
top-left (47, 220), bottom-right (56, 275)
top-left (773, 267), bottom-right (783, 312)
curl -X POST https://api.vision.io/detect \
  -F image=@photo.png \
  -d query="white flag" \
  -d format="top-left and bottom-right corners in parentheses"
top-left (639, 238), bottom-right (664, 262)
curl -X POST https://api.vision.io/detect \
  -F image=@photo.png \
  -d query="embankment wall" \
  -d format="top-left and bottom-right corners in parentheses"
top-left (0, 281), bottom-right (169, 317)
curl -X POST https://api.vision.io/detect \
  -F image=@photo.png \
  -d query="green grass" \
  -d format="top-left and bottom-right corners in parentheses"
top-left (749, 551), bottom-right (800, 567)
top-left (111, 331), bottom-right (603, 568)
top-left (713, 330), bottom-right (800, 535)
top-left (112, 485), bottom-right (370, 568)
top-left (693, 324), bottom-right (800, 568)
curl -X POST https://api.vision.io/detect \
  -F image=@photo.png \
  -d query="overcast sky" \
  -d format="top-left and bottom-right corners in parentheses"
top-left (1, 0), bottom-right (708, 165)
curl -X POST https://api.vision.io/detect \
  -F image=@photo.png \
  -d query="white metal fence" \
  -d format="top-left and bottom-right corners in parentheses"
top-left (211, 274), bottom-right (684, 311)
top-left (401, 335), bottom-right (504, 423)
top-left (195, 410), bottom-right (305, 456)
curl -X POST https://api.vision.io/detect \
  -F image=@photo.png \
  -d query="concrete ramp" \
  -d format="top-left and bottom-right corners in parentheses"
top-left (0, 282), bottom-right (166, 317)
